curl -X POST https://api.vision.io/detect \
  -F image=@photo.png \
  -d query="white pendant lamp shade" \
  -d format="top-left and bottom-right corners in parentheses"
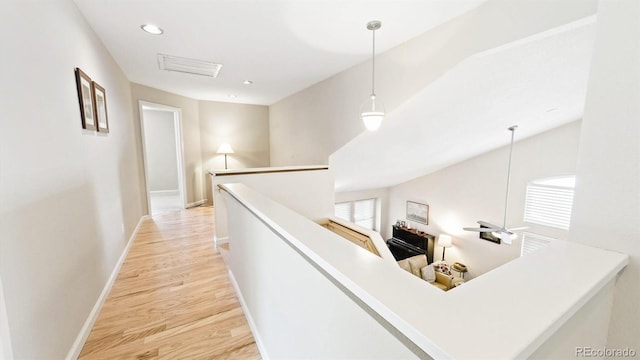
top-left (361, 95), bottom-right (385, 131)
top-left (361, 20), bottom-right (384, 131)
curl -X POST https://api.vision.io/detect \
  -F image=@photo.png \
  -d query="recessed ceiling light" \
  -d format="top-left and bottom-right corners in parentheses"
top-left (243, 80), bottom-right (253, 85)
top-left (141, 24), bottom-right (163, 35)
top-left (229, 94), bottom-right (238, 98)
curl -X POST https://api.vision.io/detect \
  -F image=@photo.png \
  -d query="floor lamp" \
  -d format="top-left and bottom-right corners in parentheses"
top-left (438, 234), bottom-right (453, 262)
top-left (216, 143), bottom-right (234, 170)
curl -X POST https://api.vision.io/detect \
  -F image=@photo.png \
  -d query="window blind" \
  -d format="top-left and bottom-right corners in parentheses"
top-left (334, 202), bottom-right (352, 222)
top-left (334, 199), bottom-right (376, 230)
top-left (354, 199), bottom-right (375, 229)
top-left (524, 181), bottom-right (574, 230)
top-left (520, 232), bottom-right (555, 256)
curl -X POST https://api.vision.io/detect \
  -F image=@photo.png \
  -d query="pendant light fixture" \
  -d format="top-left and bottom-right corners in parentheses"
top-left (360, 20), bottom-right (385, 131)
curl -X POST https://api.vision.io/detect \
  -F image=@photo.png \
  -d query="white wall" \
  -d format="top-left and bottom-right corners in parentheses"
top-left (222, 188), bottom-right (419, 359)
top-left (222, 183), bottom-right (627, 359)
top-left (142, 109), bottom-right (179, 191)
top-left (131, 83), bottom-right (204, 205)
top-left (212, 167), bottom-right (334, 242)
top-left (530, 280), bottom-right (614, 359)
top-left (386, 122), bottom-right (582, 278)
top-left (130, 87), bottom-right (270, 206)
top-left (569, 0), bottom-right (640, 351)
top-left (0, 0), bottom-right (145, 358)
top-left (0, 275), bottom-right (12, 359)
top-left (269, 0), bottom-right (597, 166)
top-left (199, 101), bottom-right (270, 204)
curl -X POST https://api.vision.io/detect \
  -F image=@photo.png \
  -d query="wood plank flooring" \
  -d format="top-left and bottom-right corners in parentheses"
top-left (79, 206), bottom-right (260, 359)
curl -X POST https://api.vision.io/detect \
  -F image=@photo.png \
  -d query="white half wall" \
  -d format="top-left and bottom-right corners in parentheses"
top-left (222, 188), bottom-right (418, 360)
top-left (0, 0), bottom-right (145, 357)
top-left (530, 280), bottom-right (615, 359)
top-left (569, 0), bottom-right (640, 351)
top-left (220, 182), bottom-right (627, 359)
top-left (386, 121), bottom-right (582, 278)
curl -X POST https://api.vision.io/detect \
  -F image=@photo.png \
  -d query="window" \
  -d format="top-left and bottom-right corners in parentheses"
top-left (334, 198), bottom-right (377, 230)
top-left (524, 176), bottom-right (575, 230)
top-left (520, 232), bottom-right (556, 256)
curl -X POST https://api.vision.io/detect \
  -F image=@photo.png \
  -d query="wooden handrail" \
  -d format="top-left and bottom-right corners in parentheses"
top-left (210, 165), bottom-right (328, 177)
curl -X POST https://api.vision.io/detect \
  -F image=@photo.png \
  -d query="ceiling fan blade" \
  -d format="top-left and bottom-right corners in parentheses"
top-left (500, 232), bottom-right (514, 245)
top-left (508, 226), bottom-right (528, 231)
top-left (464, 227), bottom-right (500, 232)
top-left (478, 220), bottom-right (501, 229)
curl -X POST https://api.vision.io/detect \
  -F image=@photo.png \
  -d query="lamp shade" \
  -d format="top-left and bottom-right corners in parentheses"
top-left (438, 234), bottom-right (453, 248)
top-left (361, 113), bottom-right (384, 131)
top-left (360, 95), bottom-right (385, 131)
top-left (216, 143), bottom-right (234, 154)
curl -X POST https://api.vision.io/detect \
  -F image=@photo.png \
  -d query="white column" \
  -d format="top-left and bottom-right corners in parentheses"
top-left (569, 0), bottom-right (640, 350)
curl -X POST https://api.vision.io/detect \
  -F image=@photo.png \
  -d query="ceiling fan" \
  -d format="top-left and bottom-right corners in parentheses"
top-left (463, 125), bottom-right (526, 245)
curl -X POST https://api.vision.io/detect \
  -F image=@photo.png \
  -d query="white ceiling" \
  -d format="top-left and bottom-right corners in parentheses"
top-left (73, 0), bottom-right (597, 193)
top-left (73, 0), bottom-right (484, 105)
top-left (330, 17), bottom-right (596, 192)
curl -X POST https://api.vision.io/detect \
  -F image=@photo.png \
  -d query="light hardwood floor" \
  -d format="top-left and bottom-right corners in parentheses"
top-left (79, 206), bottom-right (260, 359)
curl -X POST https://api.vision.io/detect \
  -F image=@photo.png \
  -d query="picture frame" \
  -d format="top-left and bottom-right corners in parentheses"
top-left (479, 225), bottom-right (501, 244)
top-left (92, 81), bottom-right (109, 133)
top-left (75, 68), bottom-right (97, 131)
top-left (406, 201), bottom-right (429, 225)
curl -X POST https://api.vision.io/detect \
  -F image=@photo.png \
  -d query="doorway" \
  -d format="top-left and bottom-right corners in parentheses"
top-left (139, 101), bottom-right (187, 215)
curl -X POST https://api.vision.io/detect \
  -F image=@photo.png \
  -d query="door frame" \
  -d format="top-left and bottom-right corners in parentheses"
top-left (138, 101), bottom-right (187, 214)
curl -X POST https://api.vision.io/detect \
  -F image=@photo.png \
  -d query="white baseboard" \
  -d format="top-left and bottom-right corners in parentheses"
top-left (186, 199), bottom-right (206, 208)
top-left (214, 236), bottom-right (229, 254)
top-left (149, 190), bottom-right (179, 196)
top-left (227, 270), bottom-right (269, 360)
top-left (65, 215), bottom-right (150, 360)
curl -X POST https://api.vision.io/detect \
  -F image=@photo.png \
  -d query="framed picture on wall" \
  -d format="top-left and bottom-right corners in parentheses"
top-left (75, 68), bottom-right (97, 131)
top-left (406, 201), bottom-right (429, 225)
top-left (92, 81), bottom-right (109, 133)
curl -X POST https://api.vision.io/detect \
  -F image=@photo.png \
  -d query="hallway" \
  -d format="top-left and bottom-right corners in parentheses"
top-left (79, 206), bottom-right (260, 359)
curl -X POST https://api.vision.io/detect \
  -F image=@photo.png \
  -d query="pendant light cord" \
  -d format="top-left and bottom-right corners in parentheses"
top-left (502, 126), bottom-right (517, 229)
top-left (371, 28), bottom-right (376, 97)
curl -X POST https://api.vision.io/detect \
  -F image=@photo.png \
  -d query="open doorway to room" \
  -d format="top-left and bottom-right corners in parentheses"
top-left (139, 101), bottom-right (187, 215)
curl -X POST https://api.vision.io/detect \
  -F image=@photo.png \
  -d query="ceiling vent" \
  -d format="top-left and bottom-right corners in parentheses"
top-left (157, 54), bottom-right (222, 78)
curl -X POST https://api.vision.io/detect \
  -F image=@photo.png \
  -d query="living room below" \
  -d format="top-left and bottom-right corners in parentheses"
top-left (334, 120), bottom-right (581, 280)
top-left (217, 175), bottom-right (626, 359)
